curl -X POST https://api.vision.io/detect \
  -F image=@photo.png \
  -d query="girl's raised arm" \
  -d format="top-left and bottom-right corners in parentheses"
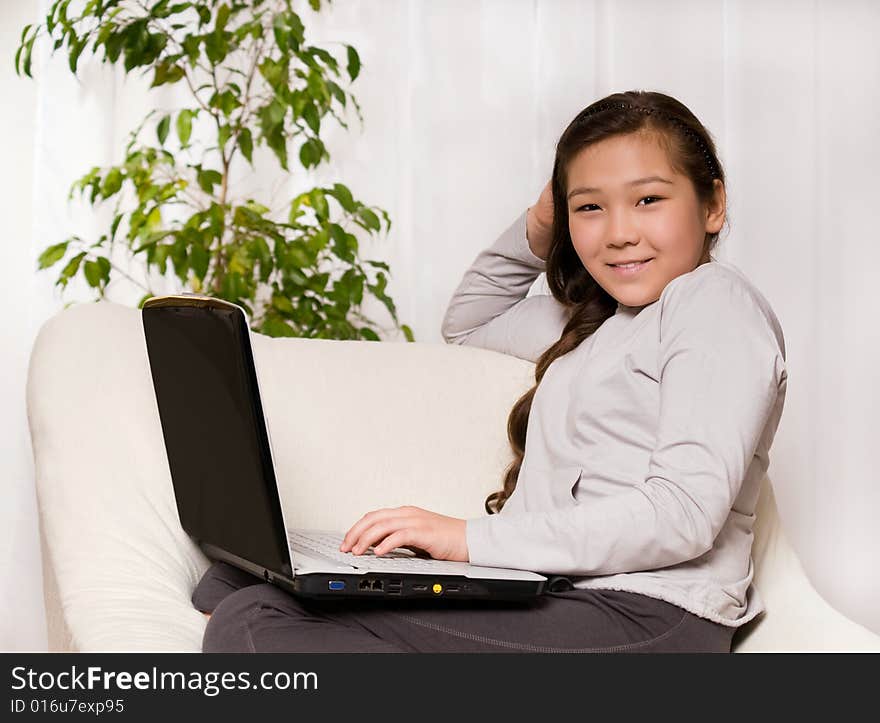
top-left (440, 208), bottom-right (568, 363)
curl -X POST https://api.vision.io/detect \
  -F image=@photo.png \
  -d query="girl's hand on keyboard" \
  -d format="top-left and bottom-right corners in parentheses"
top-left (339, 506), bottom-right (469, 563)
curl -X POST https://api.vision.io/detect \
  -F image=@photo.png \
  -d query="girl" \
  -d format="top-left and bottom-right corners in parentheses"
top-left (192, 90), bottom-right (787, 653)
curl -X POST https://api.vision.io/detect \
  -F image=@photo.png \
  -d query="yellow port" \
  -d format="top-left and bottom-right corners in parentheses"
top-left (432, 583), bottom-right (442, 594)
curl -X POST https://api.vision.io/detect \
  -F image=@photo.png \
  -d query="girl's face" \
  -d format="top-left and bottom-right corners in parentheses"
top-left (566, 132), bottom-right (726, 308)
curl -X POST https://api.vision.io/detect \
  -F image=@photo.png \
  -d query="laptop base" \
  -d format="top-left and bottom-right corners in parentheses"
top-left (203, 543), bottom-right (546, 601)
top-left (282, 571), bottom-right (546, 601)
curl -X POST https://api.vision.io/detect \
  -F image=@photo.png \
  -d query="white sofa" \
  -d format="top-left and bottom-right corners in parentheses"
top-left (26, 301), bottom-right (880, 652)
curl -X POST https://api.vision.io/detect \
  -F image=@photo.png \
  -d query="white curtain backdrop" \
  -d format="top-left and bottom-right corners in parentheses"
top-left (2, 0), bottom-right (878, 651)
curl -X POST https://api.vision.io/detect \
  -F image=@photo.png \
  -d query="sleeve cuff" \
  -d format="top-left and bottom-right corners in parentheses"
top-left (466, 515), bottom-right (503, 568)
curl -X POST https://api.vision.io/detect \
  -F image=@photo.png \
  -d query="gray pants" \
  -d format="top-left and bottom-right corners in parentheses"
top-left (193, 561), bottom-right (736, 653)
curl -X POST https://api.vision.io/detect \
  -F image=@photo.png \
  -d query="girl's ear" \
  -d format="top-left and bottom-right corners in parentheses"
top-left (705, 180), bottom-right (726, 232)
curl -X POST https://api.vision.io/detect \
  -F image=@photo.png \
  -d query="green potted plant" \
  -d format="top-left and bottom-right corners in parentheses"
top-left (16, 0), bottom-right (413, 342)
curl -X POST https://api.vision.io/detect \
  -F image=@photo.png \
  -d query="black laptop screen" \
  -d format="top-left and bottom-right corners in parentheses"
top-left (142, 301), bottom-right (291, 577)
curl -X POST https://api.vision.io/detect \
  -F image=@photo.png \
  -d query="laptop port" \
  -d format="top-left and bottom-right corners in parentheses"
top-left (387, 579), bottom-right (402, 595)
top-left (446, 585), bottom-right (460, 592)
top-left (412, 584), bottom-right (428, 592)
top-left (328, 580), bottom-right (345, 591)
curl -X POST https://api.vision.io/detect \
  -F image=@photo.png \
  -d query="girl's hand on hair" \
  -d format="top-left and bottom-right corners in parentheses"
top-left (526, 179), bottom-right (554, 261)
top-left (339, 506), bottom-right (469, 563)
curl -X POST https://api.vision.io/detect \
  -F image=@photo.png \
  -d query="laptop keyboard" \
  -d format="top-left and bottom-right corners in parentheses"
top-left (288, 529), bottom-right (460, 571)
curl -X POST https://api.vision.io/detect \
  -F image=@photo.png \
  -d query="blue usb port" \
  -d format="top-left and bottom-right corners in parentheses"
top-left (328, 580), bottom-right (345, 591)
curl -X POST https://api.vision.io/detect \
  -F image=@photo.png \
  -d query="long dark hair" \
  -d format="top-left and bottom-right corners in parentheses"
top-left (484, 90), bottom-right (728, 514)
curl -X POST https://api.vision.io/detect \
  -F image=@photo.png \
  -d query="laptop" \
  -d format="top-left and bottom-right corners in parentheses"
top-left (141, 294), bottom-right (548, 601)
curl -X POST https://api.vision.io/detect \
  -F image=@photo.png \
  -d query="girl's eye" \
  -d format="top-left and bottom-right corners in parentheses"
top-left (577, 196), bottom-right (662, 212)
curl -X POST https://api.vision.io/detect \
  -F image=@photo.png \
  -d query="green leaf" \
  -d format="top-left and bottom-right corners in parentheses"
top-left (245, 200), bottom-right (270, 216)
top-left (216, 3), bottom-right (231, 31)
top-left (239, 127), bottom-right (253, 164)
top-left (207, 202), bottom-right (225, 236)
top-left (346, 232), bottom-right (360, 254)
top-left (272, 13), bottom-right (289, 53)
top-left (218, 124), bottom-right (232, 148)
top-left (69, 37), bottom-right (87, 74)
top-left (37, 241), bottom-right (71, 269)
top-left (110, 213), bottom-right (124, 242)
top-left (151, 0), bottom-right (172, 19)
top-left (228, 246), bottom-right (253, 277)
top-left (252, 238), bottom-right (273, 282)
top-left (400, 324), bottom-right (414, 342)
top-left (258, 57), bottom-right (287, 88)
top-left (272, 10), bottom-right (304, 53)
top-left (305, 69), bottom-right (330, 104)
top-left (359, 327), bottom-right (380, 341)
top-left (152, 244), bottom-right (169, 273)
top-left (221, 270), bottom-right (247, 300)
top-left (327, 80), bottom-right (346, 106)
top-left (83, 259), bottom-right (103, 287)
top-left (157, 114), bottom-right (170, 145)
top-left (190, 242), bottom-right (209, 279)
top-left (96, 256), bottom-right (111, 283)
top-left (197, 168), bottom-right (223, 193)
top-left (284, 242), bottom-right (312, 269)
top-left (359, 208), bottom-right (381, 232)
top-left (328, 224), bottom-right (354, 262)
top-left (306, 271), bottom-right (329, 293)
top-left (59, 251), bottom-right (87, 282)
top-left (263, 98), bottom-right (286, 125)
top-left (182, 33), bottom-right (200, 62)
top-left (262, 314), bottom-right (297, 338)
top-left (23, 34), bottom-right (35, 77)
top-left (299, 138), bottom-right (320, 168)
top-left (145, 206), bottom-right (162, 231)
top-left (203, 30), bottom-right (228, 64)
top-left (369, 271), bottom-right (399, 323)
top-left (151, 61), bottom-right (185, 87)
top-left (210, 89), bottom-right (241, 117)
top-left (379, 207), bottom-right (393, 233)
top-left (306, 190), bottom-right (328, 222)
top-left (330, 183), bottom-right (357, 213)
top-left (176, 109), bottom-right (193, 145)
top-left (346, 45), bottom-right (361, 81)
top-left (272, 295), bottom-right (295, 314)
top-left (14, 38), bottom-right (26, 76)
top-left (101, 168), bottom-right (123, 197)
top-left (309, 47), bottom-right (338, 74)
top-left (302, 102), bottom-right (320, 135)
top-left (121, 19), bottom-right (150, 73)
top-left (15, 23), bottom-right (33, 75)
top-left (266, 128), bottom-right (288, 170)
top-left (170, 236), bottom-right (188, 277)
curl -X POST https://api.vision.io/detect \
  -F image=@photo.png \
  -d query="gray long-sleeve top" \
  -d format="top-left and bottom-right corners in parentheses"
top-left (441, 210), bottom-right (788, 627)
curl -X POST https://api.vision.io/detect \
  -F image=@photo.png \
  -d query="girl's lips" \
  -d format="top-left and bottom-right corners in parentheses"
top-left (608, 258), bottom-right (653, 276)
